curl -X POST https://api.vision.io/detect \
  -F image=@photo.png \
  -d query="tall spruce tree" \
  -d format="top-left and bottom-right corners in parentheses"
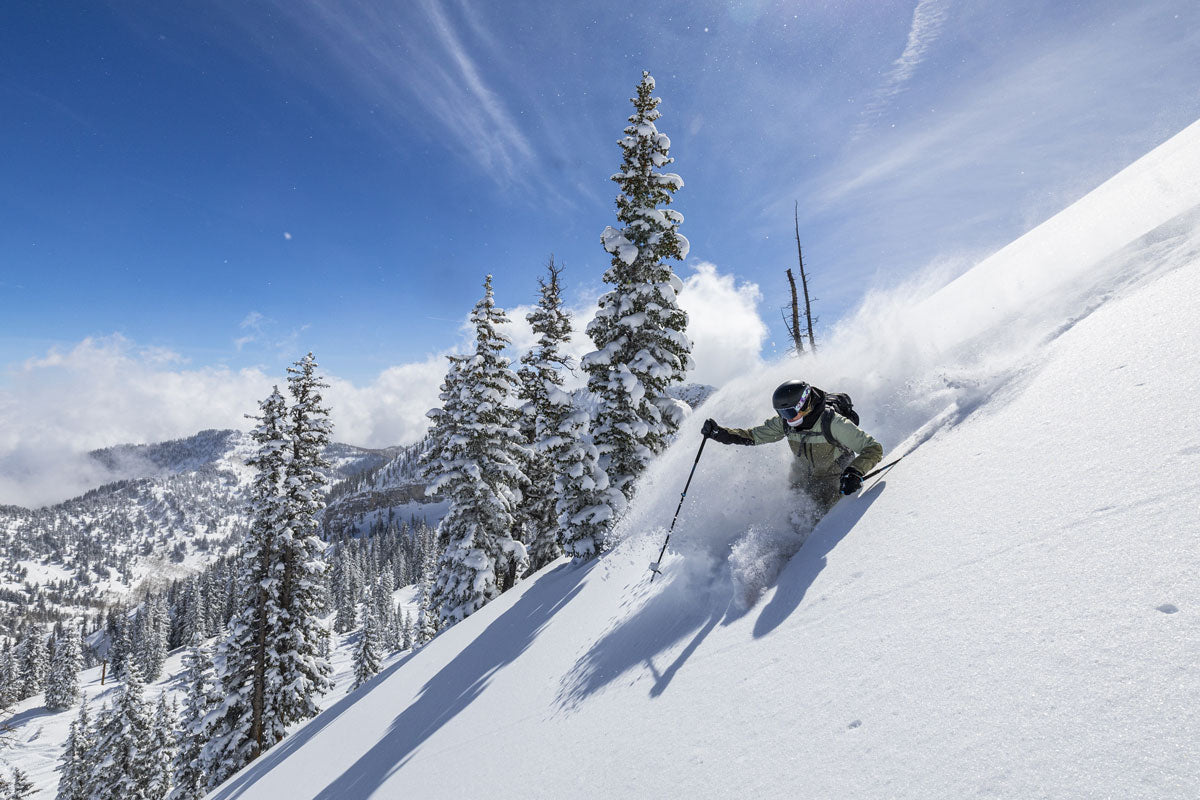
top-left (169, 636), bottom-right (218, 800)
top-left (583, 71), bottom-right (691, 513)
top-left (202, 387), bottom-right (289, 785)
top-left (428, 276), bottom-right (531, 625)
top-left (45, 627), bottom-right (82, 710)
top-left (517, 257), bottom-right (575, 571)
top-left (203, 356), bottom-right (334, 785)
top-left (276, 352), bottom-right (335, 722)
top-left (89, 663), bottom-right (154, 800)
top-left (351, 597), bottom-right (382, 690)
top-left (550, 397), bottom-right (614, 558)
top-left (56, 701), bottom-right (94, 800)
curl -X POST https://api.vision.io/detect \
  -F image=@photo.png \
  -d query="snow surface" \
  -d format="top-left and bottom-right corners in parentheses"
top-left (198, 122), bottom-right (1200, 798)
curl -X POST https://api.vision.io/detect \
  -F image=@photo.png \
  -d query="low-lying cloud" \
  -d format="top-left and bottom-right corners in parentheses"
top-left (0, 263), bottom-right (769, 508)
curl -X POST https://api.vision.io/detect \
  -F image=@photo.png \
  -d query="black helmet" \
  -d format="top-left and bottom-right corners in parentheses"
top-left (772, 380), bottom-right (812, 422)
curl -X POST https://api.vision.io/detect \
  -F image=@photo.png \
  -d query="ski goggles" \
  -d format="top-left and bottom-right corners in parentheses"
top-left (775, 386), bottom-right (812, 421)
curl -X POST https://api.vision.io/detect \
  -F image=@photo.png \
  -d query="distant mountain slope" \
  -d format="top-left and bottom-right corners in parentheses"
top-left (0, 429), bottom-right (422, 635)
top-left (213, 121), bottom-right (1200, 799)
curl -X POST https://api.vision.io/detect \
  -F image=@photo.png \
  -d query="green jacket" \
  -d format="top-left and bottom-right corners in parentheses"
top-left (728, 412), bottom-right (884, 478)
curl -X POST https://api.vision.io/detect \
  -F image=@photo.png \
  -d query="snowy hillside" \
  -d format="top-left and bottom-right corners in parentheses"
top-left (207, 120), bottom-right (1200, 799)
top-left (0, 431), bottom-right (418, 637)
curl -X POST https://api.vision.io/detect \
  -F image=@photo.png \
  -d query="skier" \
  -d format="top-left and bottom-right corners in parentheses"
top-left (701, 381), bottom-right (884, 514)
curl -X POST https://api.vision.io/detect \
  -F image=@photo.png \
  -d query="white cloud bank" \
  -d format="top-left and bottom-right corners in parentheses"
top-left (0, 263), bottom-right (768, 507)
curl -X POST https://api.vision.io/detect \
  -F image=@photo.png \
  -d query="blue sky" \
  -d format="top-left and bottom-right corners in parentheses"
top-left (2, 0), bottom-right (1200, 501)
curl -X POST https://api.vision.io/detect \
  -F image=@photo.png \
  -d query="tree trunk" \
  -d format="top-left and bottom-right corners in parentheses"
top-left (785, 268), bottom-right (804, 354)
top-left (794, 202), bottom-right (817, 353)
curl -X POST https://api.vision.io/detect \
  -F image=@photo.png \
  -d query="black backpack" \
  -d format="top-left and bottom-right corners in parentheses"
top-left (819, 391), bottom-right (859, 450)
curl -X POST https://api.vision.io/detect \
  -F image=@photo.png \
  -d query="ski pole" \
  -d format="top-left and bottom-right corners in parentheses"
top-left (650, 433), bottom-right (709, 581)
top-left (860, 455), bottom-right (904, 482)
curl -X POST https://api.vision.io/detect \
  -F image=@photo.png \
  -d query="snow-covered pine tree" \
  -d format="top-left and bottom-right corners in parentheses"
top-left (148, 695), bottom-right (176, 800)
top-left (45, 626), bottom-right (82, 710)
top-left (56, 701), bottom-right (94, 800)
top-left (200, 387), bottom-right (290, 785)
top-left (332, 556), bottom-right (359, 634)
top-left (351, 597), bottom-right (382, 690)
top-left (275, 352), bottom-right (335, 723)
top-left (179, 580), bottom-right (206, 647)
top-left (109, 614), bottom-right (131, 681)
top-left (372, 571), bottom-right (398, 651)
top-left (428, 276), bottom-right (531, 625)
top-left (89, 663), bottom-right (154, 800)
top-left (516, 257), bottom-right (575, 571)
top-left (583, 71), bottom-right (692, 509)
top-left (140, 594), bottom-right (168, 682)
top-left (8, 767), bottom-right (34, 800)
top-left (548, 395), bottom-right (616, 559)
top-left (17, 630), bottom-right (48, 701)
top-left (170, 636), bottom-right (218, 800)
top-left (399, 610), bottom-right (414, 651)
top-left (0, 640), bottom-right (17, 711)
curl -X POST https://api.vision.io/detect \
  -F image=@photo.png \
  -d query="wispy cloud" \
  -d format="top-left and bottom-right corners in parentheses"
top-left (856, 0), bottom-right (951, 135)
top-left (224, 0), bottom-right (536, 187)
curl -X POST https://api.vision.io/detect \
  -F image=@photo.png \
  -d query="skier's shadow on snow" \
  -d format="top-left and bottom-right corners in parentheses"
top-left (752, 481), bottom-right (885, 639)
top-left (557, 482), bottom-right (886, 706)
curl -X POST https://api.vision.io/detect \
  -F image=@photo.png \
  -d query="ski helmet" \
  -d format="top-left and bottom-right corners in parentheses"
top-left (772, 380), bottom-right (812, 421)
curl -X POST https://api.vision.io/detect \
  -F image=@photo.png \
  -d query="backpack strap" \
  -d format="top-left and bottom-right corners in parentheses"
top-left (820, 408), bottom-right (851, 453)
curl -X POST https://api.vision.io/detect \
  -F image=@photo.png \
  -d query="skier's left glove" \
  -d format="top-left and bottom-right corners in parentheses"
top-left (839, 466), bottom-right (863, 496)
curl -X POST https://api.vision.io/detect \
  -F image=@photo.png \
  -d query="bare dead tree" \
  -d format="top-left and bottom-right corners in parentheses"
top-left (785, 268), bottom-right (804, 354)
top-left (794, 201), bottom-right (817, 354)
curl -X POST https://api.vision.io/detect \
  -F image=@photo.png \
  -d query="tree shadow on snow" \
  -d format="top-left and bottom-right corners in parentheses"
top-left (210, 560), bottom-right (593, 800)
top-left (752, 480), bottom-right (885, 639)
top-left (307, 560), bottom-right (594, 799)
top-left (209, 649), bottom-right (421, 800)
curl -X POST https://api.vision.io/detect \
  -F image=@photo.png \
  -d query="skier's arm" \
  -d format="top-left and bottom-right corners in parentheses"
top-left (829, 414), bottom-right (884, 474)
top-left (724, 417), bottom-right (789, 445)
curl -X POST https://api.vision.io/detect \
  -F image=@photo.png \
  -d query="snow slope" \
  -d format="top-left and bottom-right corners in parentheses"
top-left (204, 121), bottom-right (1200, 799)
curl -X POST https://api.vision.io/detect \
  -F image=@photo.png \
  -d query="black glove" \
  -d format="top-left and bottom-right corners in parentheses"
top-left (702, 418), bottom-right (753, 446)
top-left (840, 466), bottom-right (863, 496)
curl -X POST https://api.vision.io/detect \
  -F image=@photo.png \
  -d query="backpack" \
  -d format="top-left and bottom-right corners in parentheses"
top-left (819, 391), bottom-right (859, 451)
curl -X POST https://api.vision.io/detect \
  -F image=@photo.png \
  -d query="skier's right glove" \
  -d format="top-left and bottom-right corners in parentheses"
top-left (702, 419), bottom-right (753, 446)
top-left (839, 466), bottom-right (864, 495)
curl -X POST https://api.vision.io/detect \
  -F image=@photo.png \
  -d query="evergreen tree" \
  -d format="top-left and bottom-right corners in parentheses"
top-left (170, 637), bottom-right (217, 800)
top-left (517, 257), bottom-right (575, 571)
top-left (399, 610), bottom-right (414, 651)
top-left (1, 639), bottom-right (19, 710)
top-left (17, 630), bottom-right (49, 701)
top-left (139, 595), bottom-right (168, 683)
top-left (351, 598), bottom-right (382, 690)
top-left (414, 547), bottom-right (438, 647)
top-left (109, 614), bottom-right (130, 681)
top-left (550, 399), bottom-right (615, 558)
top-left (428, 276), bottom-right (531, 625)
top-left (46, 627), bottom-right (82, 711)
top-left (148, 695), bottom-right (176, 800)
top-left (202, 356), bottom-right (334, 785)
top-left (372, 571), bottom-right (399, 651)
top-left (57, 701), bottom-right (94, 800)
top-left (583, 71), bottom-right (691, 514)
top-left (200, 387), bottom-right (290, 785)
top-left (275, 352), bottom-right (335, 724)
top-left (9, 768), bottom-right (35, 800)
top-left (89, 663), bottom-right (154, 800)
